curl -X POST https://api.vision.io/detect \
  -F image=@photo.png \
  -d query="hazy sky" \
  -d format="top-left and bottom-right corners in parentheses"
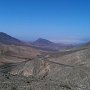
top-left (0, 0), bottom-right (90, 43)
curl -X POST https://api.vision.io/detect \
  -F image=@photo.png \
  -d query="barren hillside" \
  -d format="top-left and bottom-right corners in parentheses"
top-left (0, 44), bottom-right (41, 65)
top-left (0, 45), bottom-right (90, 90)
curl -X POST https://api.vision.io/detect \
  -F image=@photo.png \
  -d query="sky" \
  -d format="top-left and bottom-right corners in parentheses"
top-left (0, 0), bottom-right (90, 43)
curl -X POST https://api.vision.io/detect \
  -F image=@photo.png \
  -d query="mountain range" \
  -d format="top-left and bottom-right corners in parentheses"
top-left (0, 32), bottom-right (90, 90)
top-left (0, 32), bottom-right (74, 51)
top-left (32, 38), bottom-right (73, 51)
top-left (0, 41), bottom-right (90, 90)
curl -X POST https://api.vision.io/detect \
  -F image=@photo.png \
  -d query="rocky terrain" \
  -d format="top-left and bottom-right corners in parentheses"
top-left (0, 44), bottom-right (41, 65)
top-left (0, 32), bottom-right (90, 90)
top-left (0, 44), bottom-right (90, 90)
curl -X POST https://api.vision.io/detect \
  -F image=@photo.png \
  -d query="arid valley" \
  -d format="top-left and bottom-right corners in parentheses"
top-left (0, 32), bottom-right (90, 90)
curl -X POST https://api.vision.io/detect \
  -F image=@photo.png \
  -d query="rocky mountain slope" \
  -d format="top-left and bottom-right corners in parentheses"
top-left (0, 45), bottom-right (90, 90)
top-left (0, 44), bottom-right (41, 65)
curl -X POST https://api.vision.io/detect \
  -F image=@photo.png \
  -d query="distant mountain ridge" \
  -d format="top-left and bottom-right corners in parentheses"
top-left (32, 38), bottom-right (73, 51)
top-left (0, 32), bottom-right (73, 51)
top-left (0, 32), bottom-right (25, 45)
top-left (33, 38), bottom-right (53, 45)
